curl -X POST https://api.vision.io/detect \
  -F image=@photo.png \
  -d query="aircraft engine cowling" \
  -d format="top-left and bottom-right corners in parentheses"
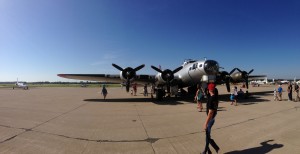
top-left (217, 68), bottom-right (236, 92)
top-left (231, 68), bottom-right (254, 89)
top-left (119, 67), bottom-right (136, 81)
top-left (112, 63), bottom-right (145, 92)
top-left (151, 65), bottom-right (183, 96)
top-left (154, 70), bottom-right (175, 85)
top-left (231, 72), bottom-right (243, 81)
top-left (151, 66), bottom-right (182, 85)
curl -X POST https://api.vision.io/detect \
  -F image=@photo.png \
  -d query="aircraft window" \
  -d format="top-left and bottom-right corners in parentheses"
top-left (192, 63), bottom-right (197, 69)
top-left (199, 64), bottom-right (202, 68)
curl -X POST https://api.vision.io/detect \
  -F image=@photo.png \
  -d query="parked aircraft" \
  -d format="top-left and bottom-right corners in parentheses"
top-left (58, 59), bottom-right (263, 100)
top-left (250, 77), bottom-right (268, 86)
top-left (13, 79), bottom-right (29, 90)
top-left (280, 80), bottom-right (289, 84)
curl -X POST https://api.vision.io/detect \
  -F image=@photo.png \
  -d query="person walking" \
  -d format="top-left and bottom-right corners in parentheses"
top-left (294, 83), bottom-right (299, 101)
top-left (132, 83), bottom-right (137, 96)
top-left (230, 93), bottom-right (236, 105)
top-left (202, 83), bottom-right (220, 154)
top-left (287, 82), bottom-right (293, 101)
top-left (278, 85), bottom-right (283, 101)
top-left (233, 86), bottom-right (238, 101)
top-left (143, 84), bottom-right (148, 96)
top-left (195, 84), bottom-right (205, 112)
top-left (101, 85), bottom-right (108, 100)
top-left (274, 89), bottom-right (279, 101)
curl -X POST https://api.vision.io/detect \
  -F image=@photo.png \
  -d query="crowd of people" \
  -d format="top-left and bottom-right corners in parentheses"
top-left (274, 82), bottom-right (299, 101)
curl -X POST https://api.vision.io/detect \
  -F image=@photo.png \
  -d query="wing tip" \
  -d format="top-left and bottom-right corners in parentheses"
top-left (57, 74), bottom-right (65, 77)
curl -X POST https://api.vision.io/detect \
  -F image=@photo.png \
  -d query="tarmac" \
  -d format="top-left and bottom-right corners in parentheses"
top-left (0, 84), bottom-right (299, 154)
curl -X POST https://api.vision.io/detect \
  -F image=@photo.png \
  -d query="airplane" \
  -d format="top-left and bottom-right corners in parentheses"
top-left (279, 80), bottom-right (289, 84)
top-left (250, 80), bottom-right (266, 87)
top-left (249, 77), bottom-right (268, 86)
top-left (13, 78), bottom-right (29, 90)
top-left (58, 59), bottom-right (262, 100)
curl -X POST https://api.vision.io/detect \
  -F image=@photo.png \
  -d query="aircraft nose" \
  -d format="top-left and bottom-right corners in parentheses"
top-left (204, 60), bottom-right (219, 75)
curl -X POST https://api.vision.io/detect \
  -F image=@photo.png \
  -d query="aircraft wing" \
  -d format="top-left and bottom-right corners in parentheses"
top-left (248, 75), bottom-right (267, 80)
top-left (57, 74), bottom-right (156, 84)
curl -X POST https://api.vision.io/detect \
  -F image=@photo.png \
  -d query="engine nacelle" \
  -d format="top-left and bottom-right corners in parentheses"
top-left (231, 72), bottom-right (243, 82)
top-left (155, 73), bottom-right (166, 85)
top-left (119, 71), bottom-right (135, 82)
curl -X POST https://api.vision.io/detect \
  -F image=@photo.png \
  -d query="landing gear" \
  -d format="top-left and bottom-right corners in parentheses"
top-left (187, 85), bottom-right (197, 96)
top-left (156, 89), bottom-right (165, 100)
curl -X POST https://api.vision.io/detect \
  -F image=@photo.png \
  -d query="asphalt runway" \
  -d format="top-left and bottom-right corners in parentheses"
top-left (0, 85), bottom-right (299, 154)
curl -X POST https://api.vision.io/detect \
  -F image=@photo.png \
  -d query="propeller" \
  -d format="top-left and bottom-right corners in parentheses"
top-left (151, 65), bottom-right (183, 95)
top-left (219, 68), bottom-right (237, 92)
top-left (112, 63), bottom-right (145, 92)
top-left (235, 68), bottom-right (254, 89)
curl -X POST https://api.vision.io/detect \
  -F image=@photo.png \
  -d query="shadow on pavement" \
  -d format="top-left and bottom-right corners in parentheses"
top-left (224, 139), bottom-right (283, 154)
top-left (84, 97), bottom-right (184, 105)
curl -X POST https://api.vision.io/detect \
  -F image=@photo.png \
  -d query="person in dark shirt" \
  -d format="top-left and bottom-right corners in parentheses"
top-left (101, 85), bottom-right (108, 100)
top-left (202, 83), bottom-right (220, 154)
top-left (287, 82), bottom-right (293, 101)
top-left (294, 83), bottom-right (299, 101)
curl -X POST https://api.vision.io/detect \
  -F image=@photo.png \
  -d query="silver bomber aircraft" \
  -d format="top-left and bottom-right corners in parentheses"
top-left (58, 59), bottom-right (264, 100)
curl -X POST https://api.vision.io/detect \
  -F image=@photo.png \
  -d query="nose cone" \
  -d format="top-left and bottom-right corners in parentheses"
top-left (204, 60), bottom-right (219, 75)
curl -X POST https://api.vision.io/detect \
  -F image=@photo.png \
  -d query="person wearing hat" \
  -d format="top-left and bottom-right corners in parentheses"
top-left (202, 83), bottom-right (220, 154)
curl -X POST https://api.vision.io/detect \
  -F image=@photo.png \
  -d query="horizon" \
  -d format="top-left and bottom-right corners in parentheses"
top-left (1, 0), bottom-right (300, 82)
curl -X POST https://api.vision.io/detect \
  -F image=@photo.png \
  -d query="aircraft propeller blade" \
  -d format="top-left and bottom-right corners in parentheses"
top-left (134, 64), bottom-right (145, 72)
top-left (112, 63), bottom-right (145, 92)
top-left (245, 78), bottom-right (249, 90)
top-left (151, 65), bottom-right (163, 73)
top-left (112, 63), bottom-right (124, 71)
top-left (173, 66), bottom-right (183, 74)
top-left (151, 65), bottom-right (182, 96)
top-left (248, 69), bottom-right (254, 74)
top-left (235, 68), bottom-right (254, 89)
top-left (229, 68), bottom-right (237, 75)
top-left (225, 78), bottom-right (231, 92)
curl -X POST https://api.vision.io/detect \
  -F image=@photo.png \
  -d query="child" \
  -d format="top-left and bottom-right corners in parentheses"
top-left (230, 93), bottom-right (235, 105)
top-left (274, 89), bottom-right (278, 101)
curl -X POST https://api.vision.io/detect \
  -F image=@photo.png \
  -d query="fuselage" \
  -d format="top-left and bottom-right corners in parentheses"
top-left (175, 59), bottom-right (219, 87)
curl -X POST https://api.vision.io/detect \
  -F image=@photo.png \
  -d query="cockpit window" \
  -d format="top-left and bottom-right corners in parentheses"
top-left (199, 64), bottom-right (202, 68)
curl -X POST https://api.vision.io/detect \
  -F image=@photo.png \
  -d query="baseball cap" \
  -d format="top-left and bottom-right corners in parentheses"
top-left (208, 83), bottom-right (215, 91)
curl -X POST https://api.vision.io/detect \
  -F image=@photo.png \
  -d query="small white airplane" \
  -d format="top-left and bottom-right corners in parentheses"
top-left (250, 77), bottom-right (268, 86)
top-left (58, 59), bottom-right (264, 100)
top-left (250, 80), bottom-right (266, 86)
top-left (280, 80), bottom-right (289, 84)
top-left (13, 79), bottom-right (29, 90)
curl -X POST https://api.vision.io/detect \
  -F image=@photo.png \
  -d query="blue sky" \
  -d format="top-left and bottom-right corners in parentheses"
top-left (1, 0), bottom-right (299, 82)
